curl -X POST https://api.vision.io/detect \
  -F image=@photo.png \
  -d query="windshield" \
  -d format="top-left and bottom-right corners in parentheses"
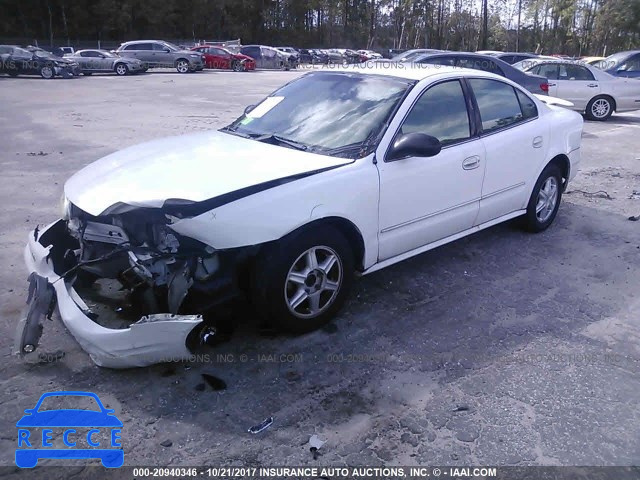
top-left (162, 42), bottom-right (181, 51)
top-left (392, 51), bottom-right (424, 62)
top-left (601, 52), bottom-right (632, 69)
top-left (223, 72), bottom-right (414, 157)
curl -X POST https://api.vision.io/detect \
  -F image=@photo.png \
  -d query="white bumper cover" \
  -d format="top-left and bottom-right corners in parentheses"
top-left (21, 220), bottom-right (203, 369)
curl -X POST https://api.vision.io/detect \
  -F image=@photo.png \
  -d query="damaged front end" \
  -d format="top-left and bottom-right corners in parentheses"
top-left (19, 203), bottom-right (251, 368)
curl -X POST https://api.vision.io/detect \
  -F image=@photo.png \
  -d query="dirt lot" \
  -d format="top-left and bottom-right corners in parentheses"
top-left (1, 69), bottom-right (639, 476)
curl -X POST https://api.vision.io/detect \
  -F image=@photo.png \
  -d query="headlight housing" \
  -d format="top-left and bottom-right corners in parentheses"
top-left (60, 194), bottom-right (71, 220)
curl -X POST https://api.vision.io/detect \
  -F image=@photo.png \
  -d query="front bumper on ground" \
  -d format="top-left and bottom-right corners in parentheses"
top-left (19, 220), bottom-right (204, 369)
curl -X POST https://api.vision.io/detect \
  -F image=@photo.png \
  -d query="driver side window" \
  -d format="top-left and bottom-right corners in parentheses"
top-left (401, 80), bottom-right (471, 146)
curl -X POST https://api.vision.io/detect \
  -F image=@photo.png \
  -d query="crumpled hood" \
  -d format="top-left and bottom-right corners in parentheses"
top-left (65, 130), bottom-right (351, 216)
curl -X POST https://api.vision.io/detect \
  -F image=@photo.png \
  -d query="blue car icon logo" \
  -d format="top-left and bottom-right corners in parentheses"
top-left (16, 391), bottom-right (123, 468)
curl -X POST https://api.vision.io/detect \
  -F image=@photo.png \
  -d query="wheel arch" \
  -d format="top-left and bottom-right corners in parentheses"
top-left (280, 216), bottom-right (366, 272)
top-left (547, 153), bottom-right (571, 191)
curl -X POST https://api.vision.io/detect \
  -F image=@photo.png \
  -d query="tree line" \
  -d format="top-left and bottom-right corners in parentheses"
top-left (0, 0), bottom-right (638, 56)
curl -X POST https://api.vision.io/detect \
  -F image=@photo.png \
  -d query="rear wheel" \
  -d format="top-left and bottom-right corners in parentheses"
top-left (83, 72), bottom-right (93, 76)
top-left (523, 164), bottom-right (563, 232)
top-left (586, 95), bottom-right (613, 121)
top-left (252, 226), bottom-right (354, 333)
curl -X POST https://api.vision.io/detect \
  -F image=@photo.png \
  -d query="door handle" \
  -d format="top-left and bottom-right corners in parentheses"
top-left (532, 136), bottom-right (544, 148)
top-left (548, 82), bottom-right (556, 86)
top-left (587, 84), bottom-right (599, 87)
top-left (462, 156), bottom-right (480, 170)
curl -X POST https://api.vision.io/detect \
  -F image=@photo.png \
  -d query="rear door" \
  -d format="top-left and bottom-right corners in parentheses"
top-left (555, 64), bottom-right (600, 110)
top-left (468, 78), bottom-right (548, 224)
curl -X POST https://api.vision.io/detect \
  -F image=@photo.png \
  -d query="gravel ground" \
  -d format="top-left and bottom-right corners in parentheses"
top-left (0, 69), bottom-right (639, 477)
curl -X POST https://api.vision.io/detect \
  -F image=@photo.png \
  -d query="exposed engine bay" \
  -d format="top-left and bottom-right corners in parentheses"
top-left (64, 203), bottom-right (257, 318)
top-left (17, 202), bottom-right (260, 368)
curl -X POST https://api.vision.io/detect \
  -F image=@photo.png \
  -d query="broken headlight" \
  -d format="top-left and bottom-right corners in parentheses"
top-left (60, 194), bottom-right (71, 220)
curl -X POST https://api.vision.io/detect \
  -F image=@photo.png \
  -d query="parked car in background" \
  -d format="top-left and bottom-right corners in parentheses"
top-left (275, 48), bottom-right (299, 68)
top-left (325, 49), bottom-right (346, 64)
top-left (22, 64), bottom-right (583, 367)
top-left (67, 49), bottom-right (146, 75)
top-left (240, 45), bottom-right (290, 69)
top-left (357, 49), bottom-right (383, 60)
top-left (277, 47), bottom-right (301, 63)
top-left (60, 47), bottom-right (75, 56)
top-left (298, 49), bottom-right (327, 64)
top-left (488, 52), bottom-right (539, 64)
top-left (390, 49), bottom-right (443, 62)
top-left (413, 52), bottom-right (549, 95)
top-left (581, 56), bottom-right (606, 67)
top-left (115, 40), bottom-right (204, 73)
top-left (515, 59), bottom-right (640, 120)
top-left (0, 45), bottom-right (79, 78)
top-left (598, 50), bottom-right (640, 79)
top-left (191, 45), bottom-right (255, 71)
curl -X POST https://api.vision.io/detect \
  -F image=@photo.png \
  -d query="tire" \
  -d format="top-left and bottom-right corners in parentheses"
top-left (523, 163), bottom-right (563, 232)
top-left (83, 72), bottom-right (92, 76)
top-left (176, 59), bottom-right (190, 73)
top-left (252, 225), bottom-right (355, 333)
top-left (40, 65), bottom-right (54, 79)
top-left (232, 60), bottom-right (244, 72)
top-left (114, 63), bottom-right (128, 76)
top-left (585, 95), bottom-right (613, 121)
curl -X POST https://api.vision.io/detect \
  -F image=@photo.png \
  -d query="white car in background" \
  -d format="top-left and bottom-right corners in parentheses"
top-left (19, 65), bottom-right (582, 368)
top-left (514, 58), bottom-right (640, 120)
top-left (357, 49), bottom-right (383, 60)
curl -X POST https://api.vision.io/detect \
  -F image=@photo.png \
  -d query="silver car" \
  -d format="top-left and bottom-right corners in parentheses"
top-left (67, 49), bottom-right (146, 76)
top-left (115, 40), bottom-right (204, 73)
top-left (240, 45), bottom-right (289, 70)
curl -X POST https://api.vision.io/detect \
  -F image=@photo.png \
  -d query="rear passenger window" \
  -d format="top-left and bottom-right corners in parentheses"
top-left (515, 89), bottom-right (538, 119)
top-left (559, 64), bottom-right (594, 80)
top-left (469, 79), bottom-right (525, 133)
top-left (401, 80), bottom-right (471, 146)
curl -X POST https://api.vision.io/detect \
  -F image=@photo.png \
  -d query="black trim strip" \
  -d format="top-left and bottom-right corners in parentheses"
top-left (161, 163), bottom-right (351, 218)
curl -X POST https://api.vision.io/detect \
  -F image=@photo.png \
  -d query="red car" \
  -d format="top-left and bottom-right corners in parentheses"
top-left (190, 45), bottom-right (256, 71)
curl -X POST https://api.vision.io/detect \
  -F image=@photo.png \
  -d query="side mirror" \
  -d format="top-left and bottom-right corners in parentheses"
top-left (387, 133), bottom-right (442, 161)
top-left (244, 104), bottom-right (257, 115)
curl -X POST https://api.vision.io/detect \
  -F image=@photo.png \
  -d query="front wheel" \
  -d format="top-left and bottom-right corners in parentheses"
top-left (586, 95), bottom-right (613, 121)
top-left (253, 226), bottom-right (354, 333)
top-left (176, 59), bottom-right (190, 73)
top-left (40, 65), bottom-right (54, 79)
top-left (523, 164), bottom-right (563, 232)
top-left (114, 63), bottom-right (128, 76)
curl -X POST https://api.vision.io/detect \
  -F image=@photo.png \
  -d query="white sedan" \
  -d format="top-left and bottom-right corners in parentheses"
top-left (19, 65), bottom-right (583, 368)
top-left (514, 58), bottom-right (640, 120)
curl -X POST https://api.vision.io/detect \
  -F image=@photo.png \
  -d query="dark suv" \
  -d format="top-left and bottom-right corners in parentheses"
top-left (115, 40), bottom-right (204, 73)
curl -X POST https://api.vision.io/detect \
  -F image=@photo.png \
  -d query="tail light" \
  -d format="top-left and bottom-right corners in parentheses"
top-left (540, 83), bottom-right (549, 92)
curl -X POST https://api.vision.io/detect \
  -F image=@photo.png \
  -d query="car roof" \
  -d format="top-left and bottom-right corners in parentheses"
top-left (316, 63), bottom-right (505, 82)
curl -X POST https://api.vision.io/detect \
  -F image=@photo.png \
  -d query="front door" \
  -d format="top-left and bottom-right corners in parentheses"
top-left (377, 79), bottom-right (486, 260)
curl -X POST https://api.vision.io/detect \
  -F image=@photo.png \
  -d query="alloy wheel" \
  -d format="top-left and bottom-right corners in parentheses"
top-left (284, 246), bottom-right (343, 319)
top-left (591, 98), bottom-right (610, 119)
top-left (536, 176), bottom-right (558, 223)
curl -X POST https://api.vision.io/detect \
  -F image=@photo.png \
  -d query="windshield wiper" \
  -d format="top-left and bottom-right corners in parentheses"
top-left (252, 134), bottom-right (310, 151)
